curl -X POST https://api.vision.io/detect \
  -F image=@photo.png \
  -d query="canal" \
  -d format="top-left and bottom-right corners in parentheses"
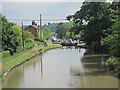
top-left (2, 47), bottom-right (119, 88)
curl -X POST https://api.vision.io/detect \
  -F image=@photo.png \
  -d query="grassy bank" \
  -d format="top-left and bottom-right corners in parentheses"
top-left (1, 44), bottom-right (62, 80)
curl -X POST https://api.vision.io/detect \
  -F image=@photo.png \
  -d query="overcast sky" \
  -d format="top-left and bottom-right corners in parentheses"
top-left (1, 0), bottom-right (113, 25)
top-left (2, 2), bottom-right (83, 25)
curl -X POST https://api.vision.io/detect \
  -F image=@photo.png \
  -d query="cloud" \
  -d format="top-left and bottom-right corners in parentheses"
top-left (2, 0), bottom-right (114, 2)
top-left (0, 2), bottom-right (2, 13)
top-left (2, 0), bottom-right (85, 2)
top-left (2, 2), bottom-right (82, 25)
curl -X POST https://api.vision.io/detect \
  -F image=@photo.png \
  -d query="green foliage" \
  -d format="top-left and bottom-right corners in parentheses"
top-left (104, 2), bottom-right (120, 57)
top-left (74, 34), bottom-right (80, 40)
top-left (23, 31), bottom-right (34, 39)
top-left (23, 30), bottom-right (35, 50)
top-left (105, 57), bottom-right (120, 74)
top-left (25, 38), bottom-right (34, 49)
top-left (43, 40), bottom-right (47, 47)
top-left (104, 2), bottom-right (120, 76)
top-left (104, 30), bottom-right (120, 56)
top-left (2, 15), bottom-right (22, 55)
top-left (2, 15), bottom-right (36, 55)
top-left (56, 22), bottom-right (74, 38)
top-left (2, 51), bottom-right (10, 57)
top-left (66, 15), bottom-right (74, 21)
top-left (42, 27), bottom-right (52, 40)
top-left (43, 23), bottom-right (58, 32)
top-left (38, 49), bottom-right (42, 52)
top-left (66, 1), bottom-right (120, 75)
top-left (68, 2), bottom-right (112, 51)
top-left (65, 32), bottom-right (71, 39)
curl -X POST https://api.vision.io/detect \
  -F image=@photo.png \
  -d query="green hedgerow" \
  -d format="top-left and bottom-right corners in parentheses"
top-left (2, 51), bottom-right (10, 58)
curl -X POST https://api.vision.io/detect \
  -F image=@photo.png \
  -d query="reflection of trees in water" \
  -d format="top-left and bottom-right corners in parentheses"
top-left (70, 54), bottom-right (87, 87)
top-left (70, 50), bottom-right (110, 77)
top-left (70, 66), bottom-right (87, 87)
top-left (69, 51), bottom-right (115, 88)
top-left (70, 63), bottom-right (108, 77)
top-left (3, 67), bottom-right (23, 88)
top-left (84, 49), bottom-right (104, 55)
top-left (3, 54), bottom-right (43, 88)
top-left (71, 69), bottom-right (108, 76)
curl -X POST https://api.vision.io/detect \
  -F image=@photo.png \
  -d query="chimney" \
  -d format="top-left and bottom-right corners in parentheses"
top-left (32, 20), bottom-right (35, 25)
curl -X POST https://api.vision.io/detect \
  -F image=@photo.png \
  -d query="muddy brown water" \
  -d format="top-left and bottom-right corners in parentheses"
top-left (2, 47), bottom-right (119, 88)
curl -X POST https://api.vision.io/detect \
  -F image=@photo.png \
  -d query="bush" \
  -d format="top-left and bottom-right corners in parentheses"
top-left (2, 51), bottom-right (10, 58)
top-left (39, 39), bottom-right (45, 42)
top-left (16, 46), bottom-right (23, 53)
top-left (35, 41), bottom-right (41, 45)
top-left (24, 31), bottom-right (35, 39)
top-left (25, 38), bottom-right (34, 49)
top-left (105, 57), bottom-right (120, 73)
top-left (0, 53), bottom-right (2, 61)
top-left (43, 40), bottom-right (47, 47)
top-left (38, 49), bottom-right (42, 52)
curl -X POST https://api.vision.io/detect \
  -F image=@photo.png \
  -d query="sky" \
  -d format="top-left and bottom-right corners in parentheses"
top-left (2, 2), bottom-right (83, 25)
top-left (2, 0), bottom-right (85, 2)
top-left (1, 0), bottom-right (114, 26)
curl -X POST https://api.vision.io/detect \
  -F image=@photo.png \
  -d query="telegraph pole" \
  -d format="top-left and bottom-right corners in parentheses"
top-left (22, 22), bottom-right (24, 50)
top-left (40, 14), bottom-right (42, 39)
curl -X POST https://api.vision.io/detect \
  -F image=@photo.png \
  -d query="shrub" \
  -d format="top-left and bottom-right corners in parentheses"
top-left (105, 57), bottom-right (120, 72)
top-left (25, 38), bottom-right (34, 49)
top-left (43, 40), bottom-right (47, 47)
top-left (2, 51), bottom-right (10, 58)
top-left (24, 31), bottom-right (35, 39)
top-left (16, 46), bottom-right (23, 53)
top-left (38, 49), bottom-right (42, 52)
top-left (0, 53), bottom-right (2, 61)
top-left (35, 41), bottom-right (41, 45)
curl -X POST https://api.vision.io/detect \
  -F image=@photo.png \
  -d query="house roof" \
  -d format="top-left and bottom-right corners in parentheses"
top-left (25, 25), bottom-right (38, 30)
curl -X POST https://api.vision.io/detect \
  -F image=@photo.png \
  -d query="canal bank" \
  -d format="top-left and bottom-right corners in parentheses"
top-left (2, 44), bottom-right (62, 80)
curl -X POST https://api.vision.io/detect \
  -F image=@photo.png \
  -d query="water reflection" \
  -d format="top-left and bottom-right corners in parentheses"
top-left (69, 48), bottom-right (118, 88)
top-left (2, 47), bottom-right (118, 88)
top-left (3, 66), bottom-right (23, 88)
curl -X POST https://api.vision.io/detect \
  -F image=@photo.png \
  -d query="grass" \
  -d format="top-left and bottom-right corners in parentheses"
top-left (1, 44), bottom-right (62, 79)
top-left (3, 49), bottom-right (32, 63)
top-left (3, 51), bottom-right (36, 74)
top-left (42, 44), bottom-right (62, 51)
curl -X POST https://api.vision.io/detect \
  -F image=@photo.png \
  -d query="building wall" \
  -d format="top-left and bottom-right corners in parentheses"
top-left (24, 27), bottom-right (37, 37)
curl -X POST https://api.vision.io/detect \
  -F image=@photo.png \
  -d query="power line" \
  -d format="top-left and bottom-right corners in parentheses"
top-left (7, 19), bottom-right (67, 21)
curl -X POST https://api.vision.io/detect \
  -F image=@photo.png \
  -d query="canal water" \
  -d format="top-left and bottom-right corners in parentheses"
top-left (2, 47), bottom-right (119, 88)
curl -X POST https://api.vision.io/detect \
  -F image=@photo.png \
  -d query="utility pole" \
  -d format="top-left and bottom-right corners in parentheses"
top-left (22, 22), bottom-right (24, 50)
top-left (40, 14), bottom-right (42, 39)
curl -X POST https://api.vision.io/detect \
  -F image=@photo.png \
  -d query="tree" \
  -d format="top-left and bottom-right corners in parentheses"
top-left (2, 15), bottom-right (22, 54)
top-left (104, 1), bottom-right (120, 57)
top-left (56, 22), bottom-right (74, 39)
top-left (24, 31), bottom-right (34, 40)
top-left (42, 27), bottom-right (51, 40)
top-left (43, 23), bottom-right (58, 32)
top-left (68, 2), bottom-right (112, 51)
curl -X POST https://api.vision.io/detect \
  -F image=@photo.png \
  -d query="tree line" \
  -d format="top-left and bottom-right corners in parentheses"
top-left (66, 2), bottom-right (120, 55)
top-left (55, 1), bottom-right (120, 77)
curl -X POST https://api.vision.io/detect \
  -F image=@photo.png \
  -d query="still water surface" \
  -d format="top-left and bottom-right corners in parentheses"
top-left (3, 47), bottom-right (118, 88)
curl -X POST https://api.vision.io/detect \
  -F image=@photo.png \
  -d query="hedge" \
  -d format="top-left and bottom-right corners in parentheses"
top-left (1, 51), bottom-right (10, 58)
